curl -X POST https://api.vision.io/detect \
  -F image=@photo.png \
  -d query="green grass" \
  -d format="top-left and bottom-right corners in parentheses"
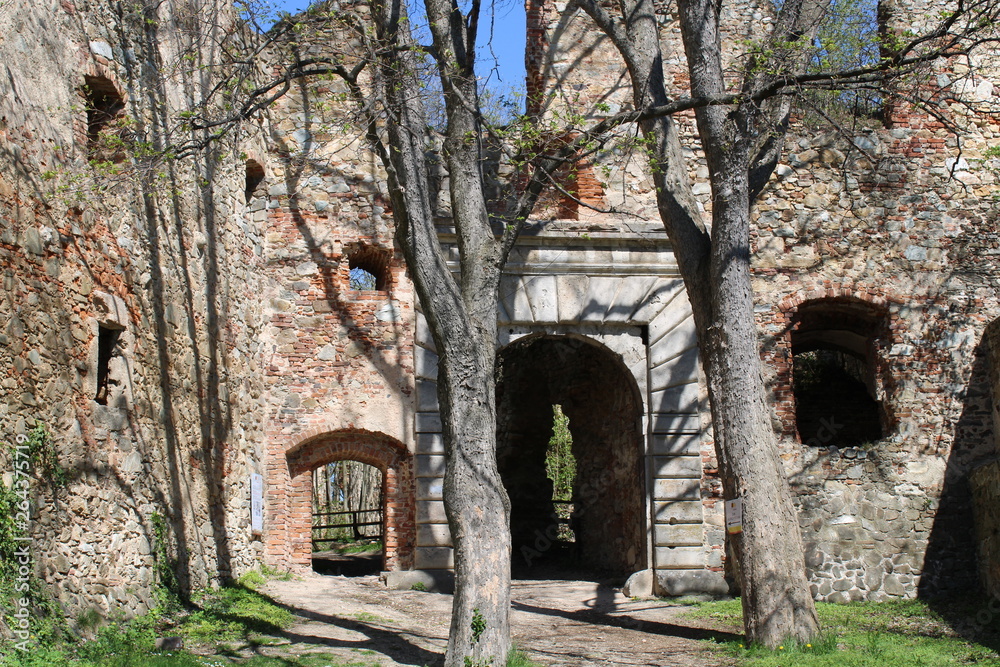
top-left (333, 541), bottom-right (383, 555)
top-left (691, 597), bottom-right (1000, 666)
top-left (351, 611), bottom-right (394, 625)
top-left (0, 654), bottom-right (386, 666)
top-left (506, 647), bottom-right (543, 667)
top-left (0, 581), bottom-right (298, 667)
top-left (180, 584), bottom-right (296, 644)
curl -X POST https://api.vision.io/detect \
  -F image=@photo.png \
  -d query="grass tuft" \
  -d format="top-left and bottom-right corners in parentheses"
top-left (180, 584), bottom-right (296, 644)
top-left (506, 646), bottom-right (543, 667)
top-left (691, 597), bottom-right (1000, 666)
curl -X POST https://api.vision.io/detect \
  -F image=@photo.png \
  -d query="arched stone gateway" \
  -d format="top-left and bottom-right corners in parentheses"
top-left (269, 429), bottom-right (416, 572)
top-left (411, 221), bottom-right (728, 594)
top-left (496, 334), bottom-right (646, 577)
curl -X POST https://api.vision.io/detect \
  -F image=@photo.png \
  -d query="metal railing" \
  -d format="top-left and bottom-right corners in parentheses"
top-left (311, 508), bottom-right (383, 548)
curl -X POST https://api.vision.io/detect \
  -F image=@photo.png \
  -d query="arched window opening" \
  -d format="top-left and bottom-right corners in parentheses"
top-left (83, 75), bottom-right (126, 161)
top-left (791, 299), bottom-right (889, 447)
top-left (244, 160), bottom-right (265, 203)
top-left (347, 245), bottom-right (391, 291)
top-left (311, 460), bottom-right (384, 576)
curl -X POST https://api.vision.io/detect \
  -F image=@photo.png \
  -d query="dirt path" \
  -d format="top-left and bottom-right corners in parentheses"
top-left (257, 573), bottom-right (738, 666)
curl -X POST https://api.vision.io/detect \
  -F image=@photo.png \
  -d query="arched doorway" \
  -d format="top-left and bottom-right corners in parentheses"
top-left (496, 334), bottom-right (647, 579)
top-left (310, 461), bottom-right (384, 575)
top-left (284, 429), bottom-right (415, 573)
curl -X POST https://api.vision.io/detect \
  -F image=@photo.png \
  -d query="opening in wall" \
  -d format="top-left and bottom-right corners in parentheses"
top-left (95, 324), bottom-right (123, 405)
top-left (347, 245), bottom-right (391, 291)
top-left (83, 75), bottom-right (126, 160)
top-left (790, 299), bottom-right (890, 447)
top-left (801, 0), bottom-right (890, 126)
top-left (245, 160), bottom-right (265, 203)
top-left (794, 349), bottom-right (883, 446)
top-left (311, 461), bottom-right (384, 576)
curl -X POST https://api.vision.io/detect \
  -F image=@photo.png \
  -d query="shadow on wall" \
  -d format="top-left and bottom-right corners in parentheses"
top-left (921, 333), bottom-right (996, 601)
top-left (266, 61), bottom-right (412, 427)
top-left (132, 8), bottom-right (242, 596)
top-left (0, 0), bottom-right (250, 608)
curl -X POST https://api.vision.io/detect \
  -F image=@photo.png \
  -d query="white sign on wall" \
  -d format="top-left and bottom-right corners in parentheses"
top-left (251, 473), bottom-right (263, 535)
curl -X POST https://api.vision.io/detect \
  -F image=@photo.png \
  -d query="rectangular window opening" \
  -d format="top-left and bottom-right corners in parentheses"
top-left (95, 324), bottom-right (122, 405)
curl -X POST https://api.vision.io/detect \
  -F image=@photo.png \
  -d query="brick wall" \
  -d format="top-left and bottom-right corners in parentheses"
top-left (254, 40), bottom-right (418, 570)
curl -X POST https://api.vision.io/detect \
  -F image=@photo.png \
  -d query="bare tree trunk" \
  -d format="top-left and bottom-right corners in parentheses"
top-left (363, 0), bottom-right (514, 661)
top-left (577, 0), bottom-right (819, 646)
top-left (698, 161), bottom-right (819, 646)
top-left (438, 323), bottom-right (512, 665)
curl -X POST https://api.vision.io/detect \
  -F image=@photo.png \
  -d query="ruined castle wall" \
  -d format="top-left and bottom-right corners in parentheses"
top-left (0, 0), bottom-right (271, 619)
top-left (254, 22), bottom-right (418, 570)
top-left (534, 0), bottom-right (1000, 599)
top-left (526, 0), bottom-right (772, 223)
top-left (752, 117), bottom-right (1000, 598)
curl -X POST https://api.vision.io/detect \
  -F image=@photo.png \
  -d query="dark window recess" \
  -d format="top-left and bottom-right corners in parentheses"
top-left (94, 325), bottom-right (122, 405)
top-left (83, 75), bottom-right (126, 159)
top-left (348, 246), bottom-right (391, 291)
top-left (793, 349), bottom-right (883, 447)
top-left (790, 299), bottom-right (889, 446)
top-left (245, 160), bottom-right (265, 203)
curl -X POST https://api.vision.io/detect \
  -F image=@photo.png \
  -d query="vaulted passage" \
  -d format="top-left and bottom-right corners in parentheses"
top-left (496, 334), bottom-right (646, 579)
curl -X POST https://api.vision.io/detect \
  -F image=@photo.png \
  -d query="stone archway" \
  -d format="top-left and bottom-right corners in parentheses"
top-left (496, 334), bottom-right (647, 578)
top-left (277, 429), bottom-right (415, 572)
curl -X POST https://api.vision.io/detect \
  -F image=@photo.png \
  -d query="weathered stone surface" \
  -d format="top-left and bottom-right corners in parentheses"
top-left (3, 0), bottom-right (998, 623)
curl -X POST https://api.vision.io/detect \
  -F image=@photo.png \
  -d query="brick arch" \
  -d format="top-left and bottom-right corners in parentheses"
top-left (271, 429), bottom-right (415, 572)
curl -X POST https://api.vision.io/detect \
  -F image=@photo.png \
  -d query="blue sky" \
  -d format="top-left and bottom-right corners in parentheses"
top-left (272, 0), bottom-right (526, 95)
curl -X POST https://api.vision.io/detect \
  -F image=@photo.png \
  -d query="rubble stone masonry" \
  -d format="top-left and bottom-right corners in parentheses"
top-left (1, 0), bottom-right (999, 629)
top-left (0, 0), bottom-right (271, 617)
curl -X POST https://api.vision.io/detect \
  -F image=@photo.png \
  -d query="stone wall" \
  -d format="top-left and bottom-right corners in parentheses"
top-left (749, 95), bottom-right (1000, 598)
top-left (532, 0), bottom-right (1000, 599)
top-left (0, 0), bottom-right (271, 620)
top-left (253, 19), bottom-right (418, 573)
